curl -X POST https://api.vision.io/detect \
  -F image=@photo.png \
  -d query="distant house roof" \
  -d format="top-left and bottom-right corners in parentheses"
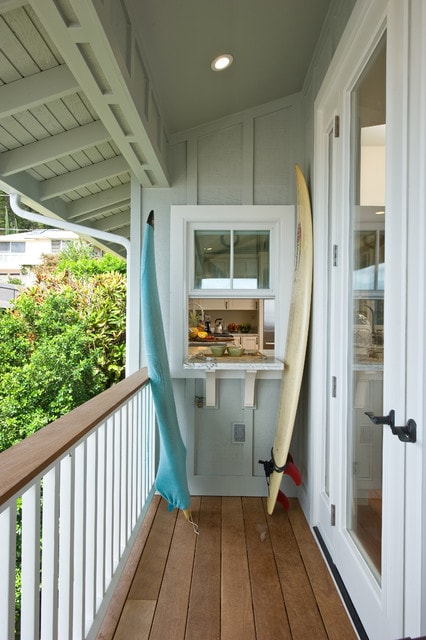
top-left (0, 229), bottom-right (78, 242)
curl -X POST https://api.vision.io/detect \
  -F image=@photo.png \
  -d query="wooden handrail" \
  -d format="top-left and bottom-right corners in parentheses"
top-left (0, 367), bottom-right (150, 506)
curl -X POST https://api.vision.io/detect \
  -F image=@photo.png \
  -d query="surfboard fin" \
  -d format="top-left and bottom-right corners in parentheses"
top-left (283, 457), bottom-right (302, 486)
top-left (277, 490), bottom-right (290, 511)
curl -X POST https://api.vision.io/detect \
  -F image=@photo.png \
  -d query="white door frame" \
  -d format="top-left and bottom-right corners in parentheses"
top-left (310, 1), bottom-right (425, 637)
top-left (396, 1), bottom-right (426, 634)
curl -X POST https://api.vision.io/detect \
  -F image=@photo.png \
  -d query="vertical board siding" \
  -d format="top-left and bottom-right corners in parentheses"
top-left (253, 106), bottom-right (296, 205)
top-left (197, 124), bottom-right (244, 205)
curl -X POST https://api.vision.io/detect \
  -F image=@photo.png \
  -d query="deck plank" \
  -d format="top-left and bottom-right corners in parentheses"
top-left (148, 497), bottom-right (201, 639)
top-left (113, 600), bottom-right (155, 640)
top-left (105, 496), bottom-right (358, 640)
top-left (97, 495), bottom-right (160, 640)
top-left (242, 497), bottom-right (292, 639)
top-left (128, 497), bottom-right (178, 600)
top-left (266, 498), bottom-right (328, 639)
top-left (287, 500), bottom-right (358, 640)
top-left (221, 497), bottom-right (256, 640)
top-left (186, 496), bottom-right (221, 639)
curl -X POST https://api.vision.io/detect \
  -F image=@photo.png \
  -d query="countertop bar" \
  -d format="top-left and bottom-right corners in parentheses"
top-left (184, 347), bottom-right (284, 371)
top-left (184, 348), bottom-right (283, 406)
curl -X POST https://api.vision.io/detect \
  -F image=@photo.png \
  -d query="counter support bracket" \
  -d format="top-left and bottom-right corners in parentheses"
top-left (205, 370), bottom-right (217, 407)
top-left (244, 370), bottom-right (257, 407)
top-left (204, 369), bottom-right (258, 408)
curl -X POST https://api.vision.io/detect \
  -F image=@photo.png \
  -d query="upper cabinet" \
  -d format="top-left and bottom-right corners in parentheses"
top-left (193, 298), bottom-right (258, 310)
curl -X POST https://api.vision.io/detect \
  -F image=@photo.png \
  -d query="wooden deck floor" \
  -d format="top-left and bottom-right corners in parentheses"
top-left (98, 496), bottom-right (358, 640)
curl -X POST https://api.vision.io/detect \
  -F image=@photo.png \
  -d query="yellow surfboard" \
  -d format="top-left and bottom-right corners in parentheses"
top-left (266, 164), bottom-right (313, 515)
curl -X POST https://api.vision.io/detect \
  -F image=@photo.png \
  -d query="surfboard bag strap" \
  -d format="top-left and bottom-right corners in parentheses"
top-left (258, 449), bottom-right (289, 484)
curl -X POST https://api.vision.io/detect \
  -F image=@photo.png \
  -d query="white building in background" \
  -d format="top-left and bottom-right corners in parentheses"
top-left (0, 228), bottom-right (78, 286)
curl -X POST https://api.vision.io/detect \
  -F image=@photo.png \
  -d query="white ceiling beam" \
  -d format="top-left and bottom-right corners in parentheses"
top-left (0, 66), bottom-right (79, 119)
top-left (72, 200), bottom-right (130, 224)
top-left (1, 121), bottom-right (110, 176)
top-left (29, 0), bottom-right (169, 187)
top-left (113, 225), bottom-right (130, 239)
top-left (0, 0), bottom-right (27, 12)
top-left (67, 183), bottom-right (130, 218)
top-left (0, 170), bottom-right (129, 250)
top-left (0, 172), bottom-right (69, 219)
top-left (39, 156), bottom-right (129, 200)
top-left (90, 211), bottom-right (130, 232)
top-left (70, 200), bottom-right (130, 224)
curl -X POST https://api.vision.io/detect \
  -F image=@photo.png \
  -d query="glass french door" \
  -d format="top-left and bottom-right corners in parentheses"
top-left (348, 35), bottom-right (386, 583)
top-left (315, 17), bottom-right (407, 640)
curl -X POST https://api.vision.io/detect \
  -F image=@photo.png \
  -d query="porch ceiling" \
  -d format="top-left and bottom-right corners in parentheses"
top-left (0, 0), bottom-right (331, 255)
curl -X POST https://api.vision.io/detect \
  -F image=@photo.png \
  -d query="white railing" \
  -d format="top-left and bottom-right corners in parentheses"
top-left (0, 368), bottom-right (156, 640)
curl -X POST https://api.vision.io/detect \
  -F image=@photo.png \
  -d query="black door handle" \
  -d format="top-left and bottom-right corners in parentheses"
top-left (365, 409), bottom-right (416, 443)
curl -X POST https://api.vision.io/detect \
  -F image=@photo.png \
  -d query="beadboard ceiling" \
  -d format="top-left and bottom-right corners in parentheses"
top-left (0, 0), bottom-right (331, 253)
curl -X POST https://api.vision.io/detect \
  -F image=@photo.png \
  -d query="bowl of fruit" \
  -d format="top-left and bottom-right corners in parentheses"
top-left (227, 322), bottom-right (240, 333)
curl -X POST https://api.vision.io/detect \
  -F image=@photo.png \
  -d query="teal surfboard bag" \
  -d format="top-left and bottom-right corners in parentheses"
top-left (141, 211), bottom-right (191, 512)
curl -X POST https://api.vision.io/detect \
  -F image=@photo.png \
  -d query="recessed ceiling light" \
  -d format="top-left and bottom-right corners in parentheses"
top-left (211, 54), bottom-right (233, 71)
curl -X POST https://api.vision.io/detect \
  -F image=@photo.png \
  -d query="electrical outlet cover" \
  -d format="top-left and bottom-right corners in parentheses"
top-left (232, 422), bottom-right (246, 443)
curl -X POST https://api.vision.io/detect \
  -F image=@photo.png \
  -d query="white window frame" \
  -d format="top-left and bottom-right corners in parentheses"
top-left (189, 222), bottom-right (274, 296)
top-left (169, 205), bottom-right (295, 377)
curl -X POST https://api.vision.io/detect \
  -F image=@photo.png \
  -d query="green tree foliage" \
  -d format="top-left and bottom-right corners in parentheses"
top-left (56, 239), bottom-right (127, 276)
top-left (0, 246), bottom-right (127, 452)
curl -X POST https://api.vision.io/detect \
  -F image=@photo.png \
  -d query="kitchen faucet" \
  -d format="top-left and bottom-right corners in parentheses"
top-left (188, 301), bottom-right (205, 322)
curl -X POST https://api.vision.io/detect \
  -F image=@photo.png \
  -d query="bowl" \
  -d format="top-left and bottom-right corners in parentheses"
top-left (210, 344), bottom-right (226, 356)
top-left (227, 345), bottom-right (245, 357)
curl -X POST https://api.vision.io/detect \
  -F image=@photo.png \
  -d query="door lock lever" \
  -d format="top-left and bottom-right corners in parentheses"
top-left (365, 409), bottom-right (417, 443)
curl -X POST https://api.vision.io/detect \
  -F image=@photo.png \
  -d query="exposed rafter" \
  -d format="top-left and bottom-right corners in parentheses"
top-left (67, 183), bottom-right (130, 219)
top-left (39, 156), bottom-right (129, 201)
top-left (70, 201), bottom-right (130, 224)
top-left (1, 121), bottom-right (110, 176)
top-left (0, 66), bottom-right (79, 118)
top-left (90, 211), bottom-right (130, 232)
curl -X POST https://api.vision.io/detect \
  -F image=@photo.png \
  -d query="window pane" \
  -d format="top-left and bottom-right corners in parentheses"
top-left (193, 229), bottom-right (270, 290)
top-left (11, 242), bottom-right (25, 253)
top-left (234, 230), bottom-right (269, 289)
top-left (194, 230), bottom-right (231, 289)
top-left (0, 242), bottom-right (10, 252)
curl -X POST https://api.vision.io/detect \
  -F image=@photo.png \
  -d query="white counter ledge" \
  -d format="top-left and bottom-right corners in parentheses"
top-left (183, 349), bottom-right (284, 407)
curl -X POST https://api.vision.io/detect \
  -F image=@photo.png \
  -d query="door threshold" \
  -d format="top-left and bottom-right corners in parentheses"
top-left (313, 526), bottom-right (369, 640)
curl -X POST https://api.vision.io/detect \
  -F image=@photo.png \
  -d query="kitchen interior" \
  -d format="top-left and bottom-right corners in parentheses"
top-left (187, 297), bottom-right (275, 357)
top-left (186, 227), bottom-right (276, 361)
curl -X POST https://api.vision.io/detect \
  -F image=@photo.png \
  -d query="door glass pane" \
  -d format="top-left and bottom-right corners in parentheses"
top-left (348, 35), bottom-right (386, 581)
